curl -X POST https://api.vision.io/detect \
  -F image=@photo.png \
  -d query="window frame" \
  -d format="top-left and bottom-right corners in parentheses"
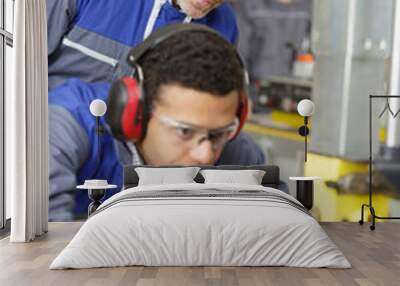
top-left (0, 0), bottom-right (14, 232)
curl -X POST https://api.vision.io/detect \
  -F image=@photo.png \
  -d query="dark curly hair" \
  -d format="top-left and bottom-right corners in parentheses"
top-left (138, 30), bottom-right (245, 108)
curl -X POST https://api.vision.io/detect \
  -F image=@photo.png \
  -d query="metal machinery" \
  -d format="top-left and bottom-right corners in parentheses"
top-left (256, 76), bottom-right (312, 114)
top-left (306, 0), bottom-right (399, 221)
top-left (233, 0), bottom-right (313, 197)
top-left (239, 0), bottom-right (399, 221)
top-left (376, 0), bottom-right (400, 207)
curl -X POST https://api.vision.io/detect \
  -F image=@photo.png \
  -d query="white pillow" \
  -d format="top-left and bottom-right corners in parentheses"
top-left (200, 169), bottom-right (266, 185)
top-left (135, 167), bottom-right (201, 186)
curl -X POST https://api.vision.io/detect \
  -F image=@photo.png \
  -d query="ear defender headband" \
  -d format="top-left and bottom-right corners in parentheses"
top-left (106, 23), bottom-right (250, 142)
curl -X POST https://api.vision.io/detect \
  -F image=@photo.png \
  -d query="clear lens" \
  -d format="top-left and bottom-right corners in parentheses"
top-left (155, 113), bottom-right (238, 150)
top-left (175, 127), bottom-right (196, 140)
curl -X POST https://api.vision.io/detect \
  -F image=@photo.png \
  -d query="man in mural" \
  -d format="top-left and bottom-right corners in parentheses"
top-left (47, 0), bottom-right (237, 91)
top-left (48, 25), bottom-right (267, 221)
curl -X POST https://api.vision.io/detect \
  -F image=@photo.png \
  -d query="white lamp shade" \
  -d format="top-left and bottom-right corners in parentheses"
top-left (297, 99), bottom-right (315, 117)
top-left (89, 99), bottom-right (107, 117)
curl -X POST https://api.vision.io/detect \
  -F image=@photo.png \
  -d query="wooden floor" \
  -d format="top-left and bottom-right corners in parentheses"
top-left (0, 222), bottom-right (399, 286)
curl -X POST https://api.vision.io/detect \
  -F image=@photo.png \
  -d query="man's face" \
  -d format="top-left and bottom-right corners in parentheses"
top-left (176, 0), bottom-right (224, 19)
top-left (137, 84), bottom-right (239, 166)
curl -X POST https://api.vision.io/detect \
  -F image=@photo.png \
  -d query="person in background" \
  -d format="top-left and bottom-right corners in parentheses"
top-left (48, 25), bottom-right (267, 221)
top-left (230, 0), bottom-right (311, 78)
top-left (47, 0), bottom-right (237, 91)
top-left (229, 0), bottom-right (312, 103)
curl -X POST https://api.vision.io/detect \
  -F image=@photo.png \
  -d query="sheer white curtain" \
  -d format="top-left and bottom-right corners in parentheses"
top-left (7, 0), bottom-right (48, 242)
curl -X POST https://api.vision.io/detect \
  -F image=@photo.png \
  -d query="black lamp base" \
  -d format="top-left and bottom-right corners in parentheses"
top-left (88, 189), bottom-right (106, 216)
top-left (296, 180), bottom-right (314, 210)
top-left (289, 177), bottom-right (319, 210)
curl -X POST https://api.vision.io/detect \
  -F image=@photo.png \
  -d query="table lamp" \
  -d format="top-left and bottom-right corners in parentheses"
top-left (297, 99), bottom-right (315, 162)
top-left (77, 99), bottom-right (117, 216)
top-left (77, 180), bottom-right (117, 216)
top-left (89, 99), bottom-right (107, 163)
top-left (289, 99), bottom-right (319, 211)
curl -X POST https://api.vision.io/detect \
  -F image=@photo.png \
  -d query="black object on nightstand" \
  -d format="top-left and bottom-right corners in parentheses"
top-left (87, 189), bottom-right (106, 216)
top-left (289, 177), bottom-right (320, 210)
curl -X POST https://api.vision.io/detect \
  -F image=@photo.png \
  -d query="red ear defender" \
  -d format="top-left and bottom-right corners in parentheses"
top-left (121, 78), bottom-right (145, 141)
top-left (229, 60), bottom-right (250, 141)
top-left (232, 92), bottom-right (249, 140)
top-left (106, 77), bottom-right (145, 142)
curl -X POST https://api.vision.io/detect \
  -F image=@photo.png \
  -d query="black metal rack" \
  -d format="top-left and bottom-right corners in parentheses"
top-left (359, 95), bottom-right (400, 230)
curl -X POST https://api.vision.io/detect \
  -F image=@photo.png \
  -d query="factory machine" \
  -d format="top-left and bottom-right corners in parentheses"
top-left (306, 0), bottom-right (400, 221)
top-left (256, 76), bottom-right (312, 114)
top-left (246, 0), bottom-right (400, 221)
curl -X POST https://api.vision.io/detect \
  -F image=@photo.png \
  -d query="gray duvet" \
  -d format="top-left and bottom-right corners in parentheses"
top-left (50, 183), bottom-right (351, 269)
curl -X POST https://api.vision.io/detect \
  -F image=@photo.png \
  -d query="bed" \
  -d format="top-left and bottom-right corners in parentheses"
top-left (50, 165), bottom-right (351, 269)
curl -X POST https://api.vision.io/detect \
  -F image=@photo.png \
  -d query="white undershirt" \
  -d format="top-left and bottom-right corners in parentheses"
top-left (144, 0), bottom-right (192, 40)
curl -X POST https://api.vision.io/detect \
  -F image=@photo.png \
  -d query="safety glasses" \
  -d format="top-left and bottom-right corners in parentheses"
top-left (153, 113), bottom-right (239, 150)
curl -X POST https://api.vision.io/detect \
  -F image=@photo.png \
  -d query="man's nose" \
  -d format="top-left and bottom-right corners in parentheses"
top-left (189, 140), bottom-right (216, 165)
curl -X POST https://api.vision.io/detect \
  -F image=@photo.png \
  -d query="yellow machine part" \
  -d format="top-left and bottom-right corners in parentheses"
top-left (379, 127), bottom-right (386, 143)
top-left (243, 123), bottom-right (303, 142)
top-left (271, 110), bottom-right (312, 129)
top-left (304, 153), bottom-right (391, 222)
top-left (244, 110), bottom-right (308, 142)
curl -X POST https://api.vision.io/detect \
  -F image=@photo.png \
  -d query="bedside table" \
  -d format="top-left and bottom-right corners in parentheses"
top-left (289, 177), bottom-right (321, 210)
top-left (77, 180), bottom-right (117, 216)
